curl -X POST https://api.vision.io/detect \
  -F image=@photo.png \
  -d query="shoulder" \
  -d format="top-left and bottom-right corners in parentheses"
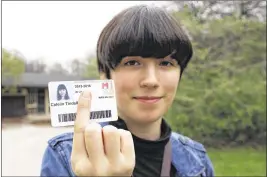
top-left (41, 132), bottom-right (75, 176)
top-left (171, 132), bottom-right (206, 152)
top-left (45, 132), bottom-right (74, 165)
top-left (47, 132), bottom-right (74, 149)
top-left (171, 132), bottom-right (215, 176)
top-left (171, 132), bottom-right (208, 165)
top-left (172, 132), bottom-right (207, 153)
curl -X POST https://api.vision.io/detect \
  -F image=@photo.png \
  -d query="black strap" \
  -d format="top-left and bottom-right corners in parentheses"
top-left (160, 140), bottom-right (172, 177)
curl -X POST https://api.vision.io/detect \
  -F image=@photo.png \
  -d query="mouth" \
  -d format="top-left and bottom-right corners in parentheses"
top-left (133, 96), bottom-right (163, 104)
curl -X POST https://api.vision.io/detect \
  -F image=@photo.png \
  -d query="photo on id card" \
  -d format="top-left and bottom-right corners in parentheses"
top-left (51, 83), bottom-right (74, 101)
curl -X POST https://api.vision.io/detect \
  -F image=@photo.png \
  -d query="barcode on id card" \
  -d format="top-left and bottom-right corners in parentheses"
top-left (58, 110), bottom-right (112, 122)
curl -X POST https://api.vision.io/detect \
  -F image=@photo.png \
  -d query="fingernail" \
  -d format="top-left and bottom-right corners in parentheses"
top-left (82, 91), bottom-right (91, 100)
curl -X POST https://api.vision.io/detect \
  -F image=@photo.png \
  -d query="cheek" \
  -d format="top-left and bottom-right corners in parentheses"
top-left (112, 72), bottom-right (137, 100)
top-left (161, 71), bottom-right (180, 100)
top-left (164, 78), bottom-right (179, 93)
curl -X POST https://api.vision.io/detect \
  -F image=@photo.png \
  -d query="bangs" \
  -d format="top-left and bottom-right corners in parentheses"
top-left (57, 84), bottom-right (66, 90)
top-left (97, 5), bottom-right (193, 73)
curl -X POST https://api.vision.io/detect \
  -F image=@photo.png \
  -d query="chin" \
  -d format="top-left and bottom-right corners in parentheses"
top-left (133, 112), bottom-right (163, 124)
top-left (118, 104), bottom-right (166, 124)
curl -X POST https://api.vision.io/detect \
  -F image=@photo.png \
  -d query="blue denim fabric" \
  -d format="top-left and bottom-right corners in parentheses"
top-left (40, 124), bottom-right (214, 177)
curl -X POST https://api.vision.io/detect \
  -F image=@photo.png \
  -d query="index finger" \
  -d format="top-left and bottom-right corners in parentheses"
top-left (72, 91), bottom-right (92, 156)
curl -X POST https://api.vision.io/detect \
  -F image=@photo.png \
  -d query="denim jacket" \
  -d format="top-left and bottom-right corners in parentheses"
top-left (41, 124), bottom-right (214, 177)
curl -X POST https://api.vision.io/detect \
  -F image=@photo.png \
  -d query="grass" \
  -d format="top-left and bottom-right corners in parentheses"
top-left (207, 147), bottom-right (266, 176)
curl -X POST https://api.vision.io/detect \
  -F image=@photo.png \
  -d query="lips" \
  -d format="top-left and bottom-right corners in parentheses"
top-left (133, 96), bottom-right (162, 104)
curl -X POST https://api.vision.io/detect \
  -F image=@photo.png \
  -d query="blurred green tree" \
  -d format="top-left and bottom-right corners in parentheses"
top-left (165, 5), bottom-right (266, 147)
top-left (83, 56), bottom-right (99, 79)
top-left (2, 48), bottom-right (25, 93)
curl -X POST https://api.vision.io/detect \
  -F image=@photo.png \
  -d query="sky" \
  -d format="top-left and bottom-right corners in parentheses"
top-left (3, 1), bottom-right (170, 69)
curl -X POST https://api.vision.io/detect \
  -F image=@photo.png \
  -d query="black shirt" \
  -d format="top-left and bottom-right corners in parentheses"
top-left (109, 118), bottom-right (177, 177)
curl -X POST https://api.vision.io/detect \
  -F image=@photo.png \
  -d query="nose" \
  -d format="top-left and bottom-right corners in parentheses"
top-left (140, 66), bottom-right (159, 89)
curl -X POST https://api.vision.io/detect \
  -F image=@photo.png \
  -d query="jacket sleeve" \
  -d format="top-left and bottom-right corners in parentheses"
top-left (204, 153), bottom-right (215, 177)
top-left (40, 145), bottom-right (72, 177)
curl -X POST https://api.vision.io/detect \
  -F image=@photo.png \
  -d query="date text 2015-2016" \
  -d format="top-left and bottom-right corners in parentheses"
top-left (74, 84), bottom-right (91, 88)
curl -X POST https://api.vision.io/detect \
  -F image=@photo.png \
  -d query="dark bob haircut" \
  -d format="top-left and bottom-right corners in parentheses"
top-left (57, 84), bottom-right (70, 101)
top-left (97, 5), bottom-right (193, 79)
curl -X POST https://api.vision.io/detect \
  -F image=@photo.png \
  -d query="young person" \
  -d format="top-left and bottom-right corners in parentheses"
top-left (41, 5), bottom-right (214, 177)
top-left (57, 84), bottom-right (70, 101)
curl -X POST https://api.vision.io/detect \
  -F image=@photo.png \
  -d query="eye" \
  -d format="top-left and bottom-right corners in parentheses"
top-left (124, 60), bottom-right (140, 66)
top-left (160, 61), bottom-right (174, 66)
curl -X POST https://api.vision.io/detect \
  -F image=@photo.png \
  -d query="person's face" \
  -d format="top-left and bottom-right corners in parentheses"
top-left (110, 56), bottom-right (181, 124)
top-left (59, 89), bottom-right (66, 97)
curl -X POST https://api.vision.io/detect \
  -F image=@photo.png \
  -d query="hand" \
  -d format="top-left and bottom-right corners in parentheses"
top-left (70, 91), bottom-right (135, 176)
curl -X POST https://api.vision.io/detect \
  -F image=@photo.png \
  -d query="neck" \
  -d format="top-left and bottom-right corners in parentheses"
top-left (123, 118), bottom-right (162, 141)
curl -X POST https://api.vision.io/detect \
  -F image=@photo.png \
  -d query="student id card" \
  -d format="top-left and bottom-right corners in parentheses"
top-left (48, 80), bottom-right (118, 127)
